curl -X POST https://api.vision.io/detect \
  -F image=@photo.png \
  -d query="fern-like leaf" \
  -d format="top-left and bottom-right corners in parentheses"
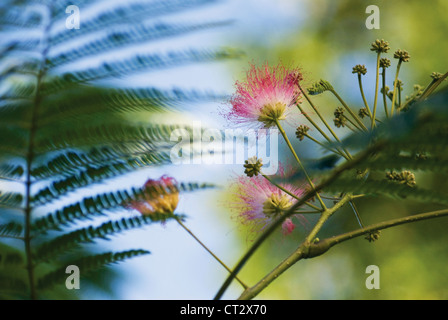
top-left (0, 163), bottom-right (24, 181)
top-left (0, 222), bottom-right (23, 238)
top-left (36, 86), bottom-right (226, 126)
top-left (32, 153), bottom-right (172, 204)
top-left (31, 148), bottom-right (171, 180)
top-left (49, 0), bottom-right (221, 46)
top-left (37, 249), bottom-right (150, 290)
top-left (0, 191), bottom-right (23, 209)
top-left (34, 123), bottom-right (192, 155)
top-left (45, 48), bottom-right (242, 90)
top-left (36, 214), bottom-right (183, 262)
top-left (32, 182), bottom-right (213, 232)
top-left (49, 20), bottom-right (232, 69)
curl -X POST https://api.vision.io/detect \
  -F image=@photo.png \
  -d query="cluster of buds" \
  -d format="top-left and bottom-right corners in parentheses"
top-left (370, 39), bottom-right (390, 53)
top-left (333, 107), bottom-right (346, 128)
top-left (358, 108), bottom-right (369, 119)
top-left (430, 72), bottom-right (445, 81)
top-left (295, 125), bottom-right (309, 141)
top-left (381, 85), bottom-right (393, 99)
top-left (379, 58), bottom-right (391, 69)
top-left (394, 49), bottom-right (411, 63)
top-left (244, 156), bottom-right (263, 177)
top-left (365, 230), bottom-right (381, 242)
top-left (352, 64), bottom-right (367, 76)
top-left (394, 79), bottom-right (404, 91)
top-left (386, 170), bottom-right (416, 187)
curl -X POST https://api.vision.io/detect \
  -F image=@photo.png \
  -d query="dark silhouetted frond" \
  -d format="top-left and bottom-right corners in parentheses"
top-left (0, 222), bottom-right (23, 238)
top-left (31, 148), bottom-right (171, 180)
top-left (36, 86), bottom-right (226, 126)
top-left (32, 181), bottom-right (213, 232)
top-left (37, 249), bottom-right (150, 290)
top-left (44, 48), bottom-right (242, 90)
top-left (49, 20), bottom-right (233, 69)
top-left (36, 214), bottom-right (183, 262)
top-left (0, 191), bottom-right (23, 209)
top-left (32, 153), bottom-right (172, 204)
top-left (33, 123), bottom-right (191, 154)
top-left (50, 0), bottom-right (222, 46)
top-left (0, 163), bottom-right (24, 180)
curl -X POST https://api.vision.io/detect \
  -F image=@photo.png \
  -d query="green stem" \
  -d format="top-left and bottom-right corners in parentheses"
top-left (299, 88), bottom-right (343, 143)
top-left (275, 119), bottom-right (327, 210)
top-left (262, 174), bottom-right (322, 212)
top-left (342, 115), bottom-right (363, 132)
top-left (294, 210), bottom-right (322, 214)
top-left (303, 133), bottom-right (349, 160)
top-left (349, 200), bottom-right (364, 228)
top-left (371, 53), bottom-right (381, 128)
top-left (381, 68), bottom-right (389, 118)
top-left (357, 75), bottom-right (372, 118)
top-left (390, 61), bottom-right (402, 116)
top-left (238, 193), bottom-right (353, 300)
top-left (330, 89), bottom-right (367, 131)
top-left (344, 122), bottom-right (357, 133)
top-left (312, 208), bottom-right (448, 255)
top-left (23, 10), bottom-right (55, 299)
top-left (296, 103), bottom-right (333, 143)
top-left (176, 219), bottom-right (248, 289)
top-left (416, 71), bottom-right (448, 102)
top-left (296, 95), bottom-right (352, 160)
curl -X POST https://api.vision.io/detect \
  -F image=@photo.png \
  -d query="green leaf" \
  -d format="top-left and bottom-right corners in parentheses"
top-left (32, 152), bottom-right (172, 204)
top-left (36, 214), bottom-right (182, 262)
top-left (0, 191), bottom-right (23, 209)
top-left (0, 275), bottom-right (27, 294)
top-left (0, 163), bottom-right (24, 180)
top-left (0, 126), bottom-right (28, 156)
top-left (34, 123), bottom-right (189, 154)
top-left (37, 249), bottom-right (150, 290)
top-left (49, 20), bottom-right (232, 68)
top-left (32, 182), bottom-right (213, 232)
top-left (36, 86), bottom-right (226, 127)
top-left (49, 0), bottom-right (221, 46)
top-left (45, 48), bottom-right (242, 89)
top-left (0, 100), bottom-right (32, 129)
top-left (0, 221), bottom-right (23, 238)
top-left (31, 148), bottom-right (171, 180)
top-left (327, 177), bottom-right (448, 206)
top-left (364, 154), bottom-right (448, 173)
top-left (0, 252), bottom-right (23, 265)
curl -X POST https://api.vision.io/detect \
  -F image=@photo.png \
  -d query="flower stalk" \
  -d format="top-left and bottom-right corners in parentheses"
top-left (274, 119), bottom-right (327, 210)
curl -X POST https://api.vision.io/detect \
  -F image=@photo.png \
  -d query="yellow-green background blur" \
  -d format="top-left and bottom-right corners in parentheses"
top-left (218, 0), bottom-right (448, 299)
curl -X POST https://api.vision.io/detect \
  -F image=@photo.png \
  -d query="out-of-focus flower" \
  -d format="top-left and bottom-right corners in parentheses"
top-left (224, 62), bottom-right (303, 128)
top-left (127, 175), bottom-right (179, 215)
top-left (229, 168), bottom-right (306, 236)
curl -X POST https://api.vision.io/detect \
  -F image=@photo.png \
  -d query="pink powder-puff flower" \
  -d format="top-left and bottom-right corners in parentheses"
top-left (225, 62), bottom-right (303, 129)
top-left (229, 168), bottom-right (306, 236)
top-left (127, 175), bottom-right (179, 216)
